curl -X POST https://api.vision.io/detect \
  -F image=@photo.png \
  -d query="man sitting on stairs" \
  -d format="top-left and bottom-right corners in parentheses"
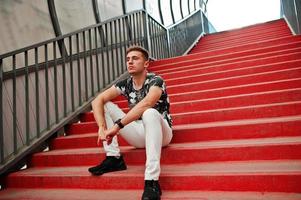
top-left (88, 45), bottom-right (173, 200)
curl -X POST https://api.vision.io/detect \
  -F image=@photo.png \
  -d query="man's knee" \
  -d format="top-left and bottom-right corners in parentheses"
top-left (142, 108), bottom-right (160, 121)
top-left (104, 101), bottom-right (115, 112)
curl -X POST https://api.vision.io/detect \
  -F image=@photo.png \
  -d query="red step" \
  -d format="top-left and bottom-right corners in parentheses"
top-left (31, 136), bottom-right (301, 167)
top-left (166, 68), bottom-right (301, 94)
top-left (160, 52), bottom-right (301, 80)
top-left (1, 189), bottom-right (301, 200)
top-left (73, 100), bottom-right (301, 129)
top-left (6, 160), bottom-right (301, 193)
top-left (115, 88), bottom-right (301, 114)
top-left (111, 78), bottom-right (301, 109)
top-left (202, 20), bottom-right (289, 39)
top-left (150, 35), bottom-right (301, 67)
top-left (172, 101), bottom-right (301, 124)
top-left (51, 116), bottom-right (301, 149)
top-left (150, 40), bottom-right (301, 71)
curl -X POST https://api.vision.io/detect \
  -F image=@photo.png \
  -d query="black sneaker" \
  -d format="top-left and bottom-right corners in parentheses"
top-left (141, 180), bottom-right (162, 200)
top-left (88, 156), bottom-right (127, 176)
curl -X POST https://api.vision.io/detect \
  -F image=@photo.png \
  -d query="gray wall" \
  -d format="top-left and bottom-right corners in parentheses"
top-left (0, 0), bottom-right (204, 56)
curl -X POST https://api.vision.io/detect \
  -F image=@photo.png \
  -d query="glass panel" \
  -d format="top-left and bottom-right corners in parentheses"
top-left (181, 0), bottom-right (189, 17)
top-left (97, 0), bottom-right (123, 21)
top-left (125, 0), bottom-right (143, 13)
top-left (172, 0), bottom-right (182, 21)
top-left (0, 0), bottom-right (54, 55)
top-left (145, 0), bottom-right (162, 23)
top-left (54, 0), bottom-right (96, 34)
top-left (161, 0), bottom-right (173, 26)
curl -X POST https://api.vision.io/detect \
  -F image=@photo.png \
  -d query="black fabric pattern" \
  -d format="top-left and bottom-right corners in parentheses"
top-left (115, 72), bottom-right (172, 127)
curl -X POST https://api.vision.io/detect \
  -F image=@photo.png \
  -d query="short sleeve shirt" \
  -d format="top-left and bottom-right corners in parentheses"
top-left (114, 72), bottom-right (172, 127)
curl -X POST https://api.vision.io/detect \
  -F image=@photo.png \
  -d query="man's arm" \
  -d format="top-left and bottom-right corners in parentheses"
top-left (105, 86), bottom-right (162, 143)
top-left (91, 85), bottom-right (120, 143)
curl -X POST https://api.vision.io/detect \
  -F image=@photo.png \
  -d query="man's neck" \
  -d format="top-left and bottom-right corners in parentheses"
top-left (132, 71), bottom-right (147, 90)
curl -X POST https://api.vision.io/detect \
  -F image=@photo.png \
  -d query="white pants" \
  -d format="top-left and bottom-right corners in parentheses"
top-left (103, 101), bottom-right (173, 180)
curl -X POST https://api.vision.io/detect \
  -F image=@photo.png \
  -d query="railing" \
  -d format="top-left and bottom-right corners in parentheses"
top-left (0, 8), bottom-right (209, 175)
top-left (281, 0), bottom-right (301, 35)
top-left (168, 9), bottom-right (210, 57)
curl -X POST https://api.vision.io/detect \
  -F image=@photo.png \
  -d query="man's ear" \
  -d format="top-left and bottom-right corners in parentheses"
top-left (144, 60), bottom-right (149, 69)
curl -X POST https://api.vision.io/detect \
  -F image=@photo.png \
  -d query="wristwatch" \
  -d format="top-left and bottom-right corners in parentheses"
top-left (115, 118), bottom-right (124, 129)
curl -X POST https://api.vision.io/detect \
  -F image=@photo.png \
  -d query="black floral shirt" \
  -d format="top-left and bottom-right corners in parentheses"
top-left (114, 72), bottom-right (172, 127)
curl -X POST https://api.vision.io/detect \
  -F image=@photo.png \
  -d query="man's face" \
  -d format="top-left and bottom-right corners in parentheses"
top-left (126, 50), bottom-right (149, 75)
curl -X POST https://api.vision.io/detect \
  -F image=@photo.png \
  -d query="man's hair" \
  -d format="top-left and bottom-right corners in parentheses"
top-left (126, 46), bottom-right (149, 61)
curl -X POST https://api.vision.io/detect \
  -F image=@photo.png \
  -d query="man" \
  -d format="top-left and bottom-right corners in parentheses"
top-left (88, 46), bottom-right (173, 200)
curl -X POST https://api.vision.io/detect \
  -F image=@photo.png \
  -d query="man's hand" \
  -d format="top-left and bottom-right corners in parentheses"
top-left (97, 126), bottom-right (106, 146)
top-left (104, 125), bottom-right (120, 145)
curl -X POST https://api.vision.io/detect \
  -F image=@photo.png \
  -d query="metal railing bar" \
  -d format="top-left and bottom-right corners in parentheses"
top-left (157, 23), bottom-right (162, 58)
top-left (62, 39), bottom-right (67, 117)
top-left (34, 47), bottom-right (40, 137)
top-left (100, 37), bottom-right (106, 87)
top-left (45, 44), bottom-right (50, 130)
top-left (94, 28), bottom-right (100, 92)
top-left (118, 19), bottom-right (124, 73)
top-left (134, 13), bottom-right (138, 44)
top-left (24, 51), bottom-right (30, 146)
top-left (89, 29), bottom-right (94, 98)
top-left (110, 22), bottom-right (115, 80)
top-left (122, 18), bottom-right (127, 72)
top-left (53, 42), bottom-right (59, 123)
top-left (83, 31), bottom-right (88, 102)
top-left (12, 55), bottom-right (17, 154)
top-left (105, 23), bottom-right (110, 84)
top-left (69, 36), bottom-right (75, 111)
top-left (150, 20), bottom-right (154, 56)
top-left (114, 20), bottom-right (120, 76)
top-left (130, 14), bottom-right (134, 44)
top-left (0, 59), bottom-right (3, 164)
top-left (76, 34), bottom-right (82, 106)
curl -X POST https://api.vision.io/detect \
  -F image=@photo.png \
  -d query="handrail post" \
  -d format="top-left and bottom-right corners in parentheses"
top-left (143, 11), bottom-right (152, 54)
top-left (166, 29), bottom-right (171, 58)
top-left (0, 59), bottom-right (3, 164)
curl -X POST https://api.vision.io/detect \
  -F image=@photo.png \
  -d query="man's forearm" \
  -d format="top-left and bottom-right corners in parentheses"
top-left (91, 97), bottom-right (106, 128)
top-left (120, 99), bottom-right (152, 126)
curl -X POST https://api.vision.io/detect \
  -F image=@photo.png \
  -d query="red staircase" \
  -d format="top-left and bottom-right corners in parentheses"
top-left (1, 19), bottom-right (301, 200)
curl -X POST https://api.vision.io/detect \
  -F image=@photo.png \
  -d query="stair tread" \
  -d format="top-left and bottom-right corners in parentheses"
top-left (112, 78), bottom-right (301, 104)
top-left (151, 35), bottom-right (301, 67)
top-left (1, 189), bottom-right (301, 200)
top-left (151, 44), bottom-right (301, 71)
top-left (72, 115), bottom-right (301, 132)
top-left (42, 136), bottom-right (301, 157)
top-left (9, 160), bottom-right (301, 177)
top-left (59, 114), bottom-right (301, 139)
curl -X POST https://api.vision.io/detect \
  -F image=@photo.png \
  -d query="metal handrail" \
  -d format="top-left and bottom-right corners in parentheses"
top-left (0, 8), bottom-right (210, 176)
